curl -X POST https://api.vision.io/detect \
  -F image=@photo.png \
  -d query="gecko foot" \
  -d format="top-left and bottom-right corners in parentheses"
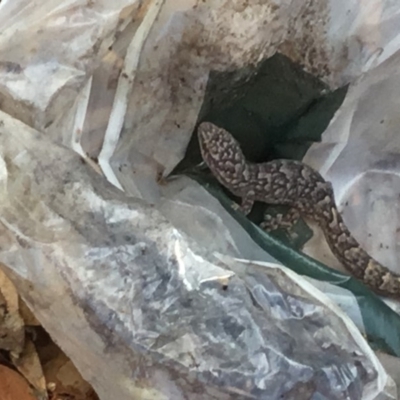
top-left (260, 208), bottom-right (300, 236)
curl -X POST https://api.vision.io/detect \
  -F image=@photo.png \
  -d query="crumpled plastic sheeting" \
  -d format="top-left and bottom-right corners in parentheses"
top-left (0, 0), bottom-right (398, 399)
top-left (0, 111), bottom-right (389, 399)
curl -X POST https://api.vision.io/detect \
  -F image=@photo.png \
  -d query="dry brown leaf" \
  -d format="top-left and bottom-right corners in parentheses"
top-left (0, 266), bottom-right (25, 355)
top-left (0, 266), bottom-right (19, 312)
top-left (12, 338), bottom-right (47, 400)
top-left (0, 261), bottom-right (97, 399)
top-left (19, 299), bottom-right (41, 327)
top-left (43, 344), bottom-right (98, 400)
top-left (0, 364), bottom-right (37, 400)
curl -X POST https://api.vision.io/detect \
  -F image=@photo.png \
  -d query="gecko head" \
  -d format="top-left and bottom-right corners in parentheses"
top-left (197, 122), bottom-right (248, 188)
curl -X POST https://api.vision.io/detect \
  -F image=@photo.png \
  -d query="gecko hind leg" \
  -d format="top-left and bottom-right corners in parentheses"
top-left (260, 207), bottom-right (301, 235)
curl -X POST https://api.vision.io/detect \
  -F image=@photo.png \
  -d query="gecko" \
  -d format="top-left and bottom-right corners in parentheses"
top-left (197, 121), bottom-right (400, 298)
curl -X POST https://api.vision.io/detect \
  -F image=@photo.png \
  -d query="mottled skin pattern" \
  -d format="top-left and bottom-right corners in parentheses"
top-left (198, 121), bottom-right (400, 298)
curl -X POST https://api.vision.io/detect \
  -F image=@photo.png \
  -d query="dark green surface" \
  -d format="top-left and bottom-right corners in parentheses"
top-left (199, 53), bottom-right (347, 163)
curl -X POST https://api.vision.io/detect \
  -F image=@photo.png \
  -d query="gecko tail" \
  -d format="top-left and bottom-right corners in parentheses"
top-left (321, 206), bottom-right (400, 298)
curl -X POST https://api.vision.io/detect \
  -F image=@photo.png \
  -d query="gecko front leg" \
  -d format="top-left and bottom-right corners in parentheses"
top-left (240, 193), bottom-right (255, 215)
top-left (232, 192), bottom-right (254, 215)
top-left (232, 192), bottom-right (255, 215)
